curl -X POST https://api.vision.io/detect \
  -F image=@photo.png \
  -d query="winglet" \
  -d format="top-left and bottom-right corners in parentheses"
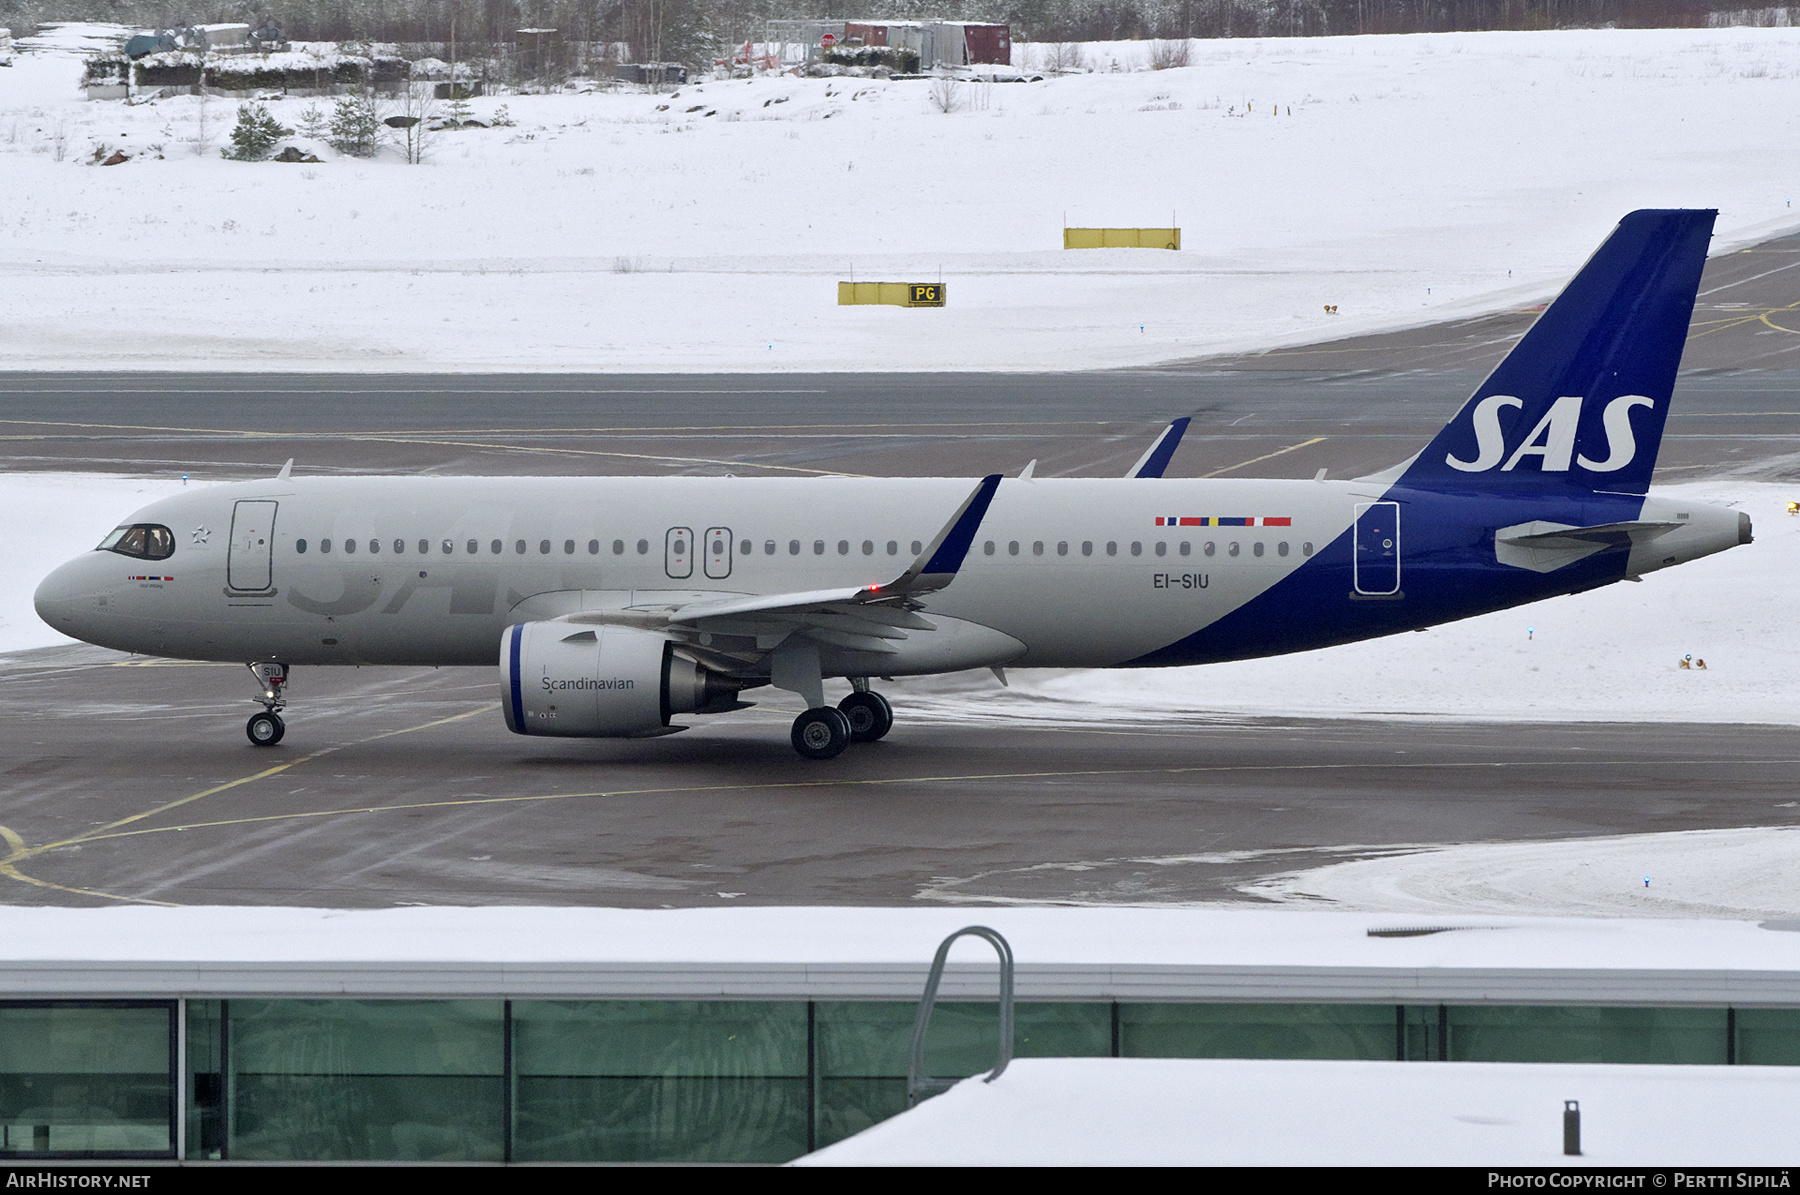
top-left (277, 458), bottom-right (294, 481)
top-left (886, 474), bottom-right (1003, 594)
top-left (1126, 417), bottom-right (1190, 478)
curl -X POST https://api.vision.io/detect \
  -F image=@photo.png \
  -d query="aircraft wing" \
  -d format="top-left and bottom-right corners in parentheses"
top-left (561, 474), bottom-right (1004, 662)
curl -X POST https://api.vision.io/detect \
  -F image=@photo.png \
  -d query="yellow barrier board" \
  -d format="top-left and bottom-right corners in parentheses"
top-left (838, 282), bottom-right (946, 307)
top-left (1064, 228), bottom-right (1181, 250)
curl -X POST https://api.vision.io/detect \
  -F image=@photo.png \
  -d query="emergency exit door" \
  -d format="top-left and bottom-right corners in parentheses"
top-left (703, 527), bottom-right (733, 579)
top-left (229, 500), bottom-right (278, 592)
top-left (665, 527), bottom-right (693, 579)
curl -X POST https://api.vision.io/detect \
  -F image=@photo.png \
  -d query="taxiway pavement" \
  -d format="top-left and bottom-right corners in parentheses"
top-left (1, 647), bottom-right (1796, 908)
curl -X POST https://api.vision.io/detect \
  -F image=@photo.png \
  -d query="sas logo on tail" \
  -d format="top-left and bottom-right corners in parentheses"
top-left (1446, 394), bottom-right (1654, 473)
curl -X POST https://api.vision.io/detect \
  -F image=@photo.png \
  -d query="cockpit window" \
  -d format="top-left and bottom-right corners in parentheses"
top-left (98, 523), bottom-right (175, 561)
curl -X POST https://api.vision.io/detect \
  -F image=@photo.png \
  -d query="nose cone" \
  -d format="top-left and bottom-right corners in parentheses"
top-left (1739, 510), bottom-right (1754, 546)
top-left (34, 555), bottom-right (93, 638)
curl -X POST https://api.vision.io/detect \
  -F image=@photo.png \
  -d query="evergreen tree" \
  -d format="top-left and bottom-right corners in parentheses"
top-left (222, 104), bottom-right (289, 161)
top-left (328, 93), bottom-right (382, 158)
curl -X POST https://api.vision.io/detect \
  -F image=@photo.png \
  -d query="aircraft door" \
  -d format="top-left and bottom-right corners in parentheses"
top-left (1353, 501), bottom-right (1400, 596)
top-left (665, 527), bottom-right (693, 579)
top-left (228, 500), bottom-right (278, 592)
top-left (703, 527), bottom-right (732, 579)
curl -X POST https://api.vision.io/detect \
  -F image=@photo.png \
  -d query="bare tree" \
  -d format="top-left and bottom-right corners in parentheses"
top-left (928, 76), bottom-right (960, 114)
top-left (1150, 39), bottom-right (1191, 69)
top-left (190, 88), bottom-right (214, 156)
top-left (389, 83), bottom-right (440, 164)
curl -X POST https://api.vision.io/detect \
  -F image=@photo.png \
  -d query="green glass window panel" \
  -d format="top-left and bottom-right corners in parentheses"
top-left (513, 1001), bottom-right (806, 1076)
top-left (511, 1002), bottom-right (807, 1162)
top-left (816, 1001), bottom-right (1108, 1078)
top-left (1447, 1006), bottom-right (1728, 1064)
top-left (227, 1000), bottom-right (502, 1161)
top-left (516, 1075), bottom-right (807, 1162)
top-left (185, 1000), bottom-right (224, 1160)
top-left (230, 999), bottom-right (502, 1075)
top-left (1400, 1005), bottom-right (1441, 1061)
top-left (0, 1005), bottom-right (172, 1156)
top-left (1735, 1009), bottom-right (1800, 1065)
top-left (813, 1002), bottom-right (1110, 1150)
top-left (1119, 1003), bottom-right (1397, 1061)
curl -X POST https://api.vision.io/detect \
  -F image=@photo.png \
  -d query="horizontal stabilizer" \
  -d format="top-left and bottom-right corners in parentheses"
top-left (1494, 518), bottom-right (1679, 573)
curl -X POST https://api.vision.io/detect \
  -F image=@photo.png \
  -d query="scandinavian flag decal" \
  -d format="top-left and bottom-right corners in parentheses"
top-left (1154, 516), bottom-right (1291, 527)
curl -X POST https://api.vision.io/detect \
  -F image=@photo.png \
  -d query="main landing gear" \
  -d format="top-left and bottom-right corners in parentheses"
top-left (245, 661), bottom-right (289, 747)
top-left (788, 683), bottom-right (894, 760)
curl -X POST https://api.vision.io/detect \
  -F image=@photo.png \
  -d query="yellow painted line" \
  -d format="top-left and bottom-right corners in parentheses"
top-left (1200, 436), bottom-right (1328, 478)
top-left (1686, 300), bottom-right (1800, 341)
top-left (0, 823), bottom-right (179, 906)
top-left (0, 704), bottom-right (497, 904)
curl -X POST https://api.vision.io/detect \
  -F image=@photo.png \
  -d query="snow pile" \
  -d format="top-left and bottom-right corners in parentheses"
top-left (798, 1057), bottom-right (1800, 1165)
top-left (3, 904), bottom-right (1797, 969)
top-left (1247, 826), bottom-right (1800, 920)
top-left (0, 26), bottom-right (1797, 369)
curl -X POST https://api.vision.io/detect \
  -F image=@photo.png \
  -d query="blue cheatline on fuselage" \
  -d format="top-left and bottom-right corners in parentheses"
top-left (1127, 208), bottom-right (1717, 668)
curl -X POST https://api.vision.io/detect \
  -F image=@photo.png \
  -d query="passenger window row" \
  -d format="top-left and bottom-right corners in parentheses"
top-left (295, 537), bottom-right (653, 557)
top-left (290, 537), bottom-right (937, 558)
top-left (289, 536), bottom-right (1316, 560)
top-left (980, 539), bottom-right (1314, 559)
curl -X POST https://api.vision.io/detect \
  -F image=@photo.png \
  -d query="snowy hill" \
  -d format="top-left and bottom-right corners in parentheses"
top-left (0, 25), bottom-right (1798, 370)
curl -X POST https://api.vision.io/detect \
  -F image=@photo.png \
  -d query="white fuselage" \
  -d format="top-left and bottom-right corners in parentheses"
top-left (33, 474), bottom-right (1744, 677)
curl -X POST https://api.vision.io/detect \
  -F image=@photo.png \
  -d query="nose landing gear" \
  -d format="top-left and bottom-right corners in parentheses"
top-left (245, 661), bottom-right (289, 747)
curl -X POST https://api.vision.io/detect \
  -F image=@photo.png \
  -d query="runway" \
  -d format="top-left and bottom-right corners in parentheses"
top-left (0, 232), bottom-right (1794, 909)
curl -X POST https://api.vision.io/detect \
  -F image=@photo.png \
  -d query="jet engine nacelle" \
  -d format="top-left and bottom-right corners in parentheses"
top-left (500, 622), bottom-right (742, 737)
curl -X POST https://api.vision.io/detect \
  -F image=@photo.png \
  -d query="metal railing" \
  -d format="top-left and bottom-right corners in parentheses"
top-left (906, 925), bottom-right (1015, 1107)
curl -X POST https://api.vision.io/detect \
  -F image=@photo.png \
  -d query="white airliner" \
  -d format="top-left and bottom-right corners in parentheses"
top-left (35, 210), bottom-right (1750, 758)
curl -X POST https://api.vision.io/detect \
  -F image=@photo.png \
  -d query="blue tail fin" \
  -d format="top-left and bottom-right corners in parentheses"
top-left (1398, 209), bottom-right (1715, 496)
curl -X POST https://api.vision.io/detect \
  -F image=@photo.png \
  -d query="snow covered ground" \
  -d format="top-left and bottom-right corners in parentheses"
top-left (798, 1056), bottom-right (1800, 1165)
top-left (6, 903), bottom-right (1797, 971)
top-left (2, 24), bottom-right (1799, 370)
top-left (1247, 826), bottom-right (1800, 920)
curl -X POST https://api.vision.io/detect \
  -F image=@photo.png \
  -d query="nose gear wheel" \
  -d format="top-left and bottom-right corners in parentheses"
top-left (246, 710), bottom-right (285, 746)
